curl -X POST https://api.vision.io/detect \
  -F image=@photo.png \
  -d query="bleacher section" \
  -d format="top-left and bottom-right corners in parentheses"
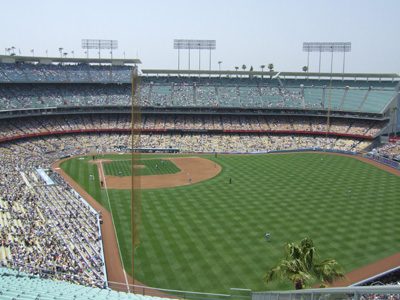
top-left (323, 88), bottom-right (345, 110)
top-left (0, 267), bottom-right (169, 300)
top-left (303, 87), bottom-right (324, 109)
top-left (0, 114), bottom-right (385, 145)
top-left (0, 165), bottom-right (106, 288)
top-left (0, 63), bottom-right (132, 83)
top-left (0, 129), bottom-right (374, 154)
top-left (361, 89), bottom-right (396, 112)
top-left (341, 88), bottom-right (367, 111)
top-left (1, 63), bottom-right (398, 113)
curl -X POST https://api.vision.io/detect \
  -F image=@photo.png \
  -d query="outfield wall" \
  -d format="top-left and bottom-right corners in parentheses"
top-left (367, 152), bottom-right (400, 170)
top-left (201, 148), bottom-right (361, 156)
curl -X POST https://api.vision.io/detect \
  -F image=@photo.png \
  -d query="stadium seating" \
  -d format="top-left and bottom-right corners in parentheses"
top-left (341, 88), bottom-right (367, 111)
top-left (1, 63), bottom-right (396, 113)
top-left (0, 114), bottom-right (380, 152)
top-left (0, 61), bottom-right (398, 296)
top-left (0, 63), bottom-right (133, 84)
top-left (0, 267), bottom-right (171, 300)
top-left (361, 89), bottom-right (397, 113)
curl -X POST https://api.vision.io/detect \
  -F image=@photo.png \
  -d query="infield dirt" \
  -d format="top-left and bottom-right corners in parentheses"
top-left (89, 156), bottom-right (221, 189)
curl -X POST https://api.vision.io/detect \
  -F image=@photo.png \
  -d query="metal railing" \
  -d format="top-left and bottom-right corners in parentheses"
top-left (252, 286), bottom-right (400, 300)
top-left (2, 261), bottom-right (400, 300)
top-left (0, 261), bottom-right (252, 300)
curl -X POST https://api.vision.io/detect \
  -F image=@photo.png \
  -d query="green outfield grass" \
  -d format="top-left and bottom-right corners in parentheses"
top-left (60, 153), bottom-right (400, 294)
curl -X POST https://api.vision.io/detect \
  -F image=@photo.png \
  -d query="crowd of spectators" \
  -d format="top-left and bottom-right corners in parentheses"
top-left (0, 111), bottom-right (391, 289)
top-left (0, 60), bottom-right (397, 294)
top-left (0, 62), bottom-right (394, 288)
top-left (144, 81), bottom-right (318, 109)
top-left (358, 268), bottom-right (400, 287)
top-left (0, 83), bottom-right (132, 109)
top-left (0, 76), bottom-right (395, 113)
top-left (0, 111), bottom-right (377, 154)
top-left (372, 139), bottom-right (400, 160)
top-left (138, 132), bottom-right (370, 153)
top-left (0, 62), bottom-right (397, 116)
top-left (352, 268), bottom-right (400, 300)
top-left (0, 125), bottom-right (370, 157)
top-left (0, 114), bottom-right (383, 143)
top-left (0, 137), bottom-right (106, 287)
top-left (0, 63), bottom-right (132, 84)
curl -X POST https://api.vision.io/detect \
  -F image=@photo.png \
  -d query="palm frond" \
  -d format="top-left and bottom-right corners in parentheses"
top-left (314, 258), bottom-right (346, 284)
top-left (265, 237), bottom-right (345, 289)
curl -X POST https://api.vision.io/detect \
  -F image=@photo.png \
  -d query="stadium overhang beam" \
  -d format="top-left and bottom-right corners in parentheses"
top-left (141, 69), bottom-right (278, 77)
top-left (141, 69), bottom-right (400, 81)
top-left (0, 55), bottom-right (141, 66)
top-left (278, 72), bottom-right (400, 81)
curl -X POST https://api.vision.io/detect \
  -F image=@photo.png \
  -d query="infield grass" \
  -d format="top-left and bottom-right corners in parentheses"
top-left (60, 153), bottom-right (400, 294)
top-left (103, 158), bottom-right (181, 176)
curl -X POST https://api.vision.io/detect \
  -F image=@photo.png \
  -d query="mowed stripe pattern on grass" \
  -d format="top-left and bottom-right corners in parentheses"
top-left (60, 156), bottom-right (103, 201)
top-left (103, 159), bottom-right (181, 176)
top-left (136, 154), bottom-right (400, 293)
top-left (60, 153), bottom-right (400, 294)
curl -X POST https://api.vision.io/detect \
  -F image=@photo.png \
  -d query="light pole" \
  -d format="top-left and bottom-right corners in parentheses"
top-left (174, 39), bottom-right (216, 70)
top-left (303, 42), bottom-right (351, 148)
top-left (82, 39), bottom-right (118, 61)
top-left (303, 42), bottom-right (351, 73)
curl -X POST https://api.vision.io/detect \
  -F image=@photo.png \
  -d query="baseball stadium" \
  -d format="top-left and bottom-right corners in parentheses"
top-left (0, 53), bottom-right (400, 300)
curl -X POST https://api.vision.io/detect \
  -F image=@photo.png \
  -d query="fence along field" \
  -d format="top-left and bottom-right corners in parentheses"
top-left (59, 153), bottom-right (400, 294)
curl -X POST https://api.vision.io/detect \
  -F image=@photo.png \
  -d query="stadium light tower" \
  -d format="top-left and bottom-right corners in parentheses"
top-left (81, 39), bottom-right (118, 59)
top-left (303, 42), bottom-right (351, 150)
top-left (174, 39), bottom-right (216, 71)
top-left (303, 42), bottom-right (351, 73)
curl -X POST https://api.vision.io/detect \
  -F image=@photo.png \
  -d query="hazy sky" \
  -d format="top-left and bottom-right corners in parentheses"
top-left (1, 0), bottom-right (399, 74)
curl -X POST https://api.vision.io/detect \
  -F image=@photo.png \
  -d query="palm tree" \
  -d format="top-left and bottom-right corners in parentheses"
top-left (235, 66), bottom-right (239, 78)
top-left (218, 61), bottom-right (222, 71)
top-left (242, 64), bottom-right (246, 71)
top-left (260, 65), bottom-right (266, 79)
top-left (264, 237), bottom-right (345, 290)
top-left (59, 47), bottom-right (63, 58)
top-left (268, 64), bottom-right (274, 79)
top-left (303, 66), bottom-right (309, 80)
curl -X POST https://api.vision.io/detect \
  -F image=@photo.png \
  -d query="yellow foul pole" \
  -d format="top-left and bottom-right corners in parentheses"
top-left (130, 66), bottom-right (142, 289)
top-left (131, 66), bottom-right (135, 286)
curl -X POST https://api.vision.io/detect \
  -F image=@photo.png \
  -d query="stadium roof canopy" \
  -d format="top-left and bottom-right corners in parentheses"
top-left (141, 69), bottom-right (400, 81)
top-left (0, 55), bottom-right (141, 66)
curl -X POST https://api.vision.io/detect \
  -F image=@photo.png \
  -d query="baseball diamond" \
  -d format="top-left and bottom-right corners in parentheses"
top-left (52, 151), bottom-right (400, 293)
